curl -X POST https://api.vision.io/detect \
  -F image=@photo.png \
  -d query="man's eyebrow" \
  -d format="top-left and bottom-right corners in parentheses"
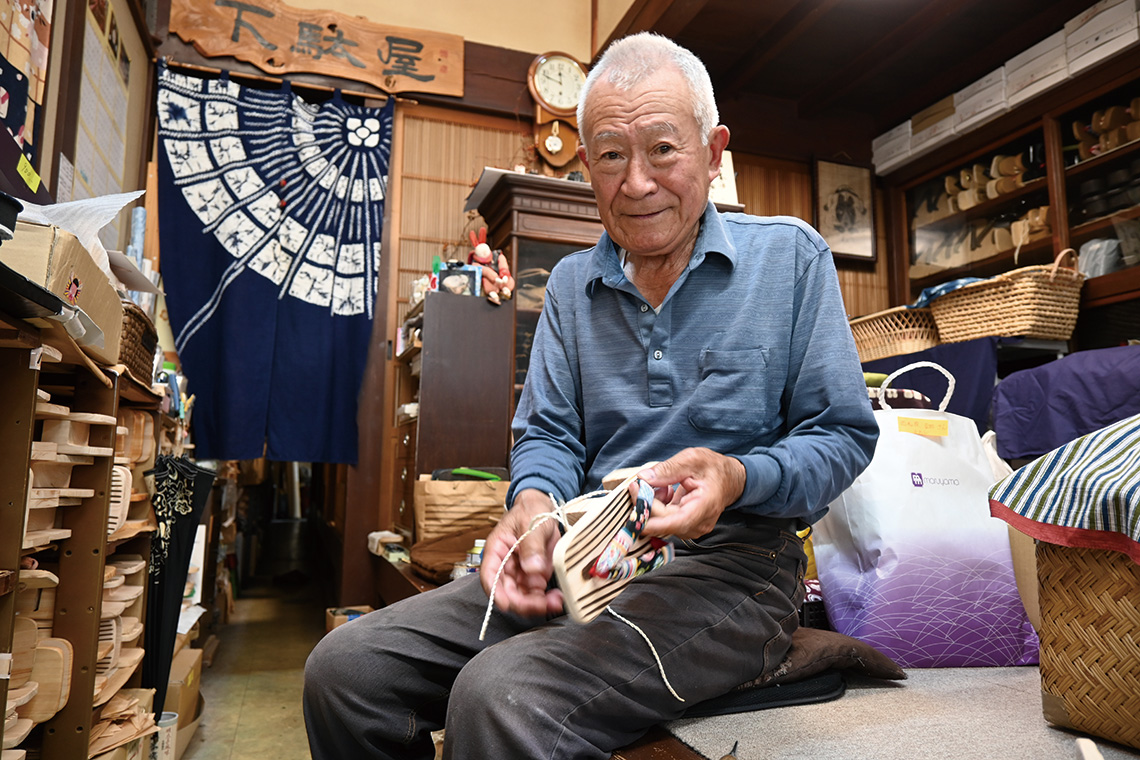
top-left (591, 121), bottom-right (680, 146)
top-left (643, 121), bottom-right (679, 138)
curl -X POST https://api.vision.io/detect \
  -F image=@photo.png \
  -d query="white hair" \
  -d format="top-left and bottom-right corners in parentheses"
top-left (577, 32), bottom-right (719, 151)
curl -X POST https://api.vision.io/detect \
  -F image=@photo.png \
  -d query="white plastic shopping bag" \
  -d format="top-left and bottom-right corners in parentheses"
top-left (813, 362), bottom-right (1038, 667)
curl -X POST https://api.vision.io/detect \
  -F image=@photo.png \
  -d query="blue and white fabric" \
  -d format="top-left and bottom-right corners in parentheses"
top-left (156, 65), bottom-right (393, 462)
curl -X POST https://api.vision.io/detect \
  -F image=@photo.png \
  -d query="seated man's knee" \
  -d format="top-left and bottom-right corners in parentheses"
top-left (305, 621), bottom-right (367, 695)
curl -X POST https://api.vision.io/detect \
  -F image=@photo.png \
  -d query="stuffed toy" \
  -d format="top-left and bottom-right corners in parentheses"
top-left (468, 227), bottom-right (515, 305)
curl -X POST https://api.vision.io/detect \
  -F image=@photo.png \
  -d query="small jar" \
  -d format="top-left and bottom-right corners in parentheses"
top-left (467, 539), bottom-right (486, 567)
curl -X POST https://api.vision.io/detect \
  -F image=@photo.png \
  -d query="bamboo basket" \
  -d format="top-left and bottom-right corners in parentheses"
top-left (1036, 541), bottom-right (1140, 750)
top-left (119, 299), bottom-right (159, 384)
top-left (929, 249), bottom-right (1084, 344)
top-left (849, 306), bottom-right (939, 362)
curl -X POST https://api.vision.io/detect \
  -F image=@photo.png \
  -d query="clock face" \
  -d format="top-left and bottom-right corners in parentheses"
top-left (533, 55), bottom-right (586, 114)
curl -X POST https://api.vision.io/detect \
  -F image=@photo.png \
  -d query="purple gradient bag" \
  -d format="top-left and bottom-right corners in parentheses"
top-left (813, 362), bottom-right (1039, 667)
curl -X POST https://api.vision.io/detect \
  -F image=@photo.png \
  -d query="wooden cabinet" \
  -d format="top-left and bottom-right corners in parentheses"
top-left (0, 312), bottom-right (161, 758)
top-left (383, 292), bottom-right (513, 541)
top-left (885, 46), bottom-right (1140, 344)
top-left (470, 171), bottom-right (606, 410)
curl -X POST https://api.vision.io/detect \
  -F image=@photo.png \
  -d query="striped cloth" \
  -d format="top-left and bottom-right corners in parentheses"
top-left (989, 413), bottom-right (1140, 566)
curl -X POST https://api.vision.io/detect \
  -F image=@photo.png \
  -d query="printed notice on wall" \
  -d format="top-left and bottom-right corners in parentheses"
top-left (76, 0), bottom-right (129, 248)
top-left (55, 152), bottom-right (74, 203)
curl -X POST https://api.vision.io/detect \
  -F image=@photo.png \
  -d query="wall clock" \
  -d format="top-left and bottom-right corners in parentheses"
top-left (527, 52), bottom-right (587, 117)
top-left (527, 52), bottom-right (587, 168)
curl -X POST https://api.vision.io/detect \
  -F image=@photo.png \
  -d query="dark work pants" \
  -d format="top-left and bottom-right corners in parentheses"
top-left (304, 516), bottom-right (806, 759)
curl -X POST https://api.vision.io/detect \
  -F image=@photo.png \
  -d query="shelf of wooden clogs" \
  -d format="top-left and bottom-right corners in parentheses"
top-left (912, 177), bottom-right (1049, 233)
top-left (908, 236), bottom-right (1056, 293)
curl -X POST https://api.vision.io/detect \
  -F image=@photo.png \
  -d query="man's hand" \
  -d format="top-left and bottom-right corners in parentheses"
top-left (479, 489), bottom-right (564, 618)
top-left (636, 448), bottom-right (746, 538)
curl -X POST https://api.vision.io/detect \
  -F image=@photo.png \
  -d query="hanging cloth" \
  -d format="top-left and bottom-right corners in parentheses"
top-left (142, 454), bottom-right (216, 713)
top-left (155, 64), bottom-right (395, 462)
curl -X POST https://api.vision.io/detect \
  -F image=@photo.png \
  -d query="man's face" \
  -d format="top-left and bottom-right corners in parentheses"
top-left (578, 66), bottom-right (728, 260)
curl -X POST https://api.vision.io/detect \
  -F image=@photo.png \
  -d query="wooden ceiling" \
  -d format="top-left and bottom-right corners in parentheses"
top-left (603, 0), bottom-right (1099, 163)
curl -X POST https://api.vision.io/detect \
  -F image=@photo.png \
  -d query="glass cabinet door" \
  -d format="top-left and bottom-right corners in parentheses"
top-left (907, 129), bottom-right (1051, 296)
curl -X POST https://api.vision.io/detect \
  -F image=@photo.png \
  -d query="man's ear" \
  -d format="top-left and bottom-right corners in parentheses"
top-left (577, 144), bottom-right (589, 169)
top-left (707, 125), bottom-right (730, 181)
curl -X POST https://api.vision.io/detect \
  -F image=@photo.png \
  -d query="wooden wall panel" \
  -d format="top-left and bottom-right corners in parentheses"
top-left (395, 110), bottom-right (528, 321)
top-left (732, 151), bottom-right (890, 318)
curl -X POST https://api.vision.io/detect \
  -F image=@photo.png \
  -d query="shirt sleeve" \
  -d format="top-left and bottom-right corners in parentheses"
top-left (729, 238), bottom-right (879, 522)
top-left (506, 271), bottom-right (588, 509)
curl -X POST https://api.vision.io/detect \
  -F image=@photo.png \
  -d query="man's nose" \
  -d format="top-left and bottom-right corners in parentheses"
top-left (622, 155), bottom-right (657, 198)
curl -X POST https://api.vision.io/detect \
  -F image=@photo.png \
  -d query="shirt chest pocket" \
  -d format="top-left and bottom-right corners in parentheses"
top-left (688, 347), bottom-right (780, 436)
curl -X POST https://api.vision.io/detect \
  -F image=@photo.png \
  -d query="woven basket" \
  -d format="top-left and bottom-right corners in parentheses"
top-left (1036, 541), bottom-right (1140, 750)
top-left (849, 306), bottom-right (939, 362)
top-left (119, 299), bottom-right (158, 383)
top-left (929, 249), bottom-right (1084, 344)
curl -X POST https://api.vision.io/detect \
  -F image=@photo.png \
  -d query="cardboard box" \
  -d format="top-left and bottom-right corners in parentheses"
top-left (175, 693), bottom-right (204, 760)
top-left (910, 115), bottom-right (957, 153)
top-left (871, 120), bottom-right (910, 153)
top-left (1, 219), bottom-right (123, 365)
top-left (163, 646), bottom-right (203, 729)
top-left (326, 605), bottom-right (374, 632)
top-left (954, 84), bottom-right (1008, 131)
top-left (1006, 32), bottom-right (1069, 106)
top-left (1065, 0), bottom-right (1140, 73)
top-left (911, 96), bottom-right (955, 135)
top-left (953, 67), bottom-right (1005, 107)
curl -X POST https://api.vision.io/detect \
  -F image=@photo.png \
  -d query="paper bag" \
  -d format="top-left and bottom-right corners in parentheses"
top-left (813, 362), bottom-right (1038, 667)
top-left (413, 477), bottom-right (508, 543)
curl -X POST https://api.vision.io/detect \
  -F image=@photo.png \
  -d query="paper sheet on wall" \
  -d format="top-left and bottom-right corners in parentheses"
top-left (56, 152), bottom-right (74, 203)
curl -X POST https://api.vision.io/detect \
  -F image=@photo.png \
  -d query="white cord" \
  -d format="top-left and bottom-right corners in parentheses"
top-left (606, 607), bottom-right (685, 702)
top-left (478, 497), bottom-right (568, 642)
top-left (477, 491), bottom-right (685, 703)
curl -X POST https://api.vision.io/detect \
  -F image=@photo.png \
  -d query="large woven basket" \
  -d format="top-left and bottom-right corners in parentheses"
top-left (119, 299), bottom-right (158, 384)
top-left (1036, 541), bottom-right (1140, 750)
top-left (849, 306), bottom-right (939, 362)
top-left (929, 249), bottom-right (1084, 344)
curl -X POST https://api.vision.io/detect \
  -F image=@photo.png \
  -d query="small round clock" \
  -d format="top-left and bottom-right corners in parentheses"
top-left (527, 52), bottom-right (588, 117)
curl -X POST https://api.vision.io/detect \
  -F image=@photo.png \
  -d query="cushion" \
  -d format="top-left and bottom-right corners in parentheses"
top-left (683, 669), bottom-right (846, 718)
top-left (409, 526), bottom-right (493, 584)
top-left (748, 625), bottom-right (907, 689)
top-left (679, 625), bottom-right (906, 718)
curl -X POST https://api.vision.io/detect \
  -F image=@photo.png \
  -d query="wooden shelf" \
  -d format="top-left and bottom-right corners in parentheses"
top-left (1065, 136), bottom-right (1140, 180)
top-left (1069, 204), bottom-right (1140, 245)
top-left (888, 46), bottom-right (1140, 313)
top-left (909, 237), bottom-right (1055, 293)
top-left (913, 178), bottom-right (1048, 233)
top-left (1081, 264), bottom-right (1140, 308)
top-left (396, 343), bottom-right (421, 362)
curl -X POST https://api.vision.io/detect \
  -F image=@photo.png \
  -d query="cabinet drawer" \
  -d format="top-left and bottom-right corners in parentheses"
top-left (397, 423), bottom-right (417, 460)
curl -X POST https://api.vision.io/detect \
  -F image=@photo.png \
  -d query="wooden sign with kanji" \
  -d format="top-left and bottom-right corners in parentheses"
top-left (169, 0), bottom-right (464, 96)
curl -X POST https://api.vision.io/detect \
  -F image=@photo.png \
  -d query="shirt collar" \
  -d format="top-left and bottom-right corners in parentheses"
top-left (585, 202), bottom-right (737, 297)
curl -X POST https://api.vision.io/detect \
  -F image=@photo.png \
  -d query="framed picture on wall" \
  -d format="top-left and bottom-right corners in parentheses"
top-left (813, 158), bottom-right (876, 262)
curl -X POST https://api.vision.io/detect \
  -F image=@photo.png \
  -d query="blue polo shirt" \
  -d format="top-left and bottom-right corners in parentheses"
top-left (507, 202), bottom-right (877, 525)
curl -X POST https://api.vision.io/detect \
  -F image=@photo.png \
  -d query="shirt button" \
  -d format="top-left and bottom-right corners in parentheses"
top-left (653, 349), bottom-right (663, 360)
top-left (640, 304), bottom-right (648, 313)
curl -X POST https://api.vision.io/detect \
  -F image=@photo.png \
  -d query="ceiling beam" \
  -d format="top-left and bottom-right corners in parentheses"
top-left (598, 0), bottom-right (713, 60)
top-left (721, 0), bottom-right (843, 97)
top-left (798, 0), bottom-right (981, 119)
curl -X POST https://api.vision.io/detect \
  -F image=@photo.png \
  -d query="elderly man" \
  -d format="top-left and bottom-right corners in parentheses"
top-left (304, 32), bottom-right (876, 760)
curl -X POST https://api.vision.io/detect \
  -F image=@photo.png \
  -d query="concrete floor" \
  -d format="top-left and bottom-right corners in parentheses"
top-left (180, 520), bottom-right (324, 760)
